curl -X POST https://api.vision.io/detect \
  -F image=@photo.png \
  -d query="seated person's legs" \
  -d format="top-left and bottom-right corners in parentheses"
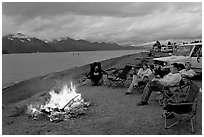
top-left (134, 75), bottom-right (143, 86)
top-left (126, 75), bottom-right (151, 94)
top-left (92, 76), bottom-right (98, 85)
top-left (137, 76), bottom-right (150, 93)
top-left (92, 75), bottom-right (102, 86)
top-left (137, 81), bottom-right (164, 105)
top-left (126, 75), bottom-right (142, 94)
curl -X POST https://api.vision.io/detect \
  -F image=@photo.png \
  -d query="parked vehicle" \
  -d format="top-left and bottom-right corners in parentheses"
top-left (161, 45), bottom-right (173, 53)
top-left (153, 43), bottom-right (202, 75)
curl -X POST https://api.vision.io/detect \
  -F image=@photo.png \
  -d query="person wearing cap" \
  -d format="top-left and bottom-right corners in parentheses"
top-left (179, 62), bottom-right (196, 78)
top-left (137, 63), bottom-right (181, 106)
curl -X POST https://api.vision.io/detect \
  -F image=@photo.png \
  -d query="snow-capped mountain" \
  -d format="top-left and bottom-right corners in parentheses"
top-left (3, 33), bottom-right (55, 54)
top-left (12, 32), bottom-right (28, 38)
top-left (7, 33), bottom-right (33, 42)
top-left (2, 33), bottom-right (138, 54)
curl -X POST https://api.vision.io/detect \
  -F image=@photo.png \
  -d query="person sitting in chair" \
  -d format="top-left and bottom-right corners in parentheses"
top-left (179, 62), bottom-right (196, 78)
top-left (87, 62), bottom-right (103, 86)
top-left (137, 63), bottom-right (181, 106)
top-left (125, 63), bottom-right (152, 95)
top-left (179, 74), bottom-right (200, 102)
top-left (162, 73), bottom-right (200, 119)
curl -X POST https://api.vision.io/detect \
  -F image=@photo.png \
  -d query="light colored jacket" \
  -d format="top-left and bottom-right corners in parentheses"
top-left (179, 69), bottom-right (196, 78)
top-left (159, 72), bottom-right (181, 87)
top-left (137, 68), bottom-right (152, 79)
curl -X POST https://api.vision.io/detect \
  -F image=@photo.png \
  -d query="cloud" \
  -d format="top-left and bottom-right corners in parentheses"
top-left (2, 2), bottom-right (166, 18)
top-left (2, 2), bottom-right (202, 46)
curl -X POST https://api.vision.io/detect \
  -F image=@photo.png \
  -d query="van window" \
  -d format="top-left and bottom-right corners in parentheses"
top-left (174, 45), bottom-right (194, 56)
top-left (191, 45), bottom-right (202, 57)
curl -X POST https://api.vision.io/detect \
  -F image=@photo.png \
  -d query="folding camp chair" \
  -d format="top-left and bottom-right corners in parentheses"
top-left (157, 84), bottom-right (179, 106)
top-left (107, 65), bottom-right (132, 87)
top-left (162, 80), bottom-right (200, 133)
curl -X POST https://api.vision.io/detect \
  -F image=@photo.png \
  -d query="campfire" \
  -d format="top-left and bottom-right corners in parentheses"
top-left (27, 82), bottom-right (90, 122)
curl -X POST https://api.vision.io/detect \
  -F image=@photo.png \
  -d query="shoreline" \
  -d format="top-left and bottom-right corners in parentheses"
top-left (3, 49), bottom-right (147, 55)
top-left (2, 53), bottom-right (136, 90)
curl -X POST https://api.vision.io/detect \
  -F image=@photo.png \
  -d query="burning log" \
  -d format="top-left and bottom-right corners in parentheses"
top-left (26, 83), bottom-right (91, 122)
top-left (61, 95), bottom-right (80, 111)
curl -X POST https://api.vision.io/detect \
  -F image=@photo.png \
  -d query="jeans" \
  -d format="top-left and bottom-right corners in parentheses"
top-left (141, 81), bottom-right (164, 102)
top-left (127, 74), bottom-right (155, 93)
top-left (127, 75), bottom-right (143, 93)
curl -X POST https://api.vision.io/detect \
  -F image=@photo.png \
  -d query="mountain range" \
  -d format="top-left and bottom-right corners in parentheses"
top-left (2, 33), bottom-right (144, 54)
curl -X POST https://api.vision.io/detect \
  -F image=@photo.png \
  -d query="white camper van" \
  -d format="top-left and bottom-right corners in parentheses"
top-left (153, 43), bottom-right (202, 75)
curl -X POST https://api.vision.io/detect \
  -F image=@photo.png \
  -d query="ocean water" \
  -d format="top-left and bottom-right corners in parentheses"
top-left (2, 50), bottom-right (144, 88)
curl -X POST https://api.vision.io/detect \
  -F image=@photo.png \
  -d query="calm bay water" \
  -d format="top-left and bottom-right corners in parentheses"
top-left (2, 50), bottom-right (144, 88)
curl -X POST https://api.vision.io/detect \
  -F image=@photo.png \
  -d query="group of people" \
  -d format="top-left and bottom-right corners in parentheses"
top-left (125, 61), bottom-right (197, 106)
top-left (87, 61), bottom-right (199, 106)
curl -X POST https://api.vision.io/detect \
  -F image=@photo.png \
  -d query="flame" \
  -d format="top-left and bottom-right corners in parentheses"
top-left (27, 104), bottom-right (41, 116)
top-left (27, 82), bottom-right (88, 122)
top-left (42, 82), bottom-right (82, 110)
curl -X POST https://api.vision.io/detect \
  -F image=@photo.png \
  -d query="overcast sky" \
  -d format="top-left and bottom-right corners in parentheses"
top-left (2, 2), bottom-right (202, 46)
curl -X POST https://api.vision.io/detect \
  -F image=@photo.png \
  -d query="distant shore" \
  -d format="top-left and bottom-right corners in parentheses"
top-left (2, 48), bottom-right (149, 54)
